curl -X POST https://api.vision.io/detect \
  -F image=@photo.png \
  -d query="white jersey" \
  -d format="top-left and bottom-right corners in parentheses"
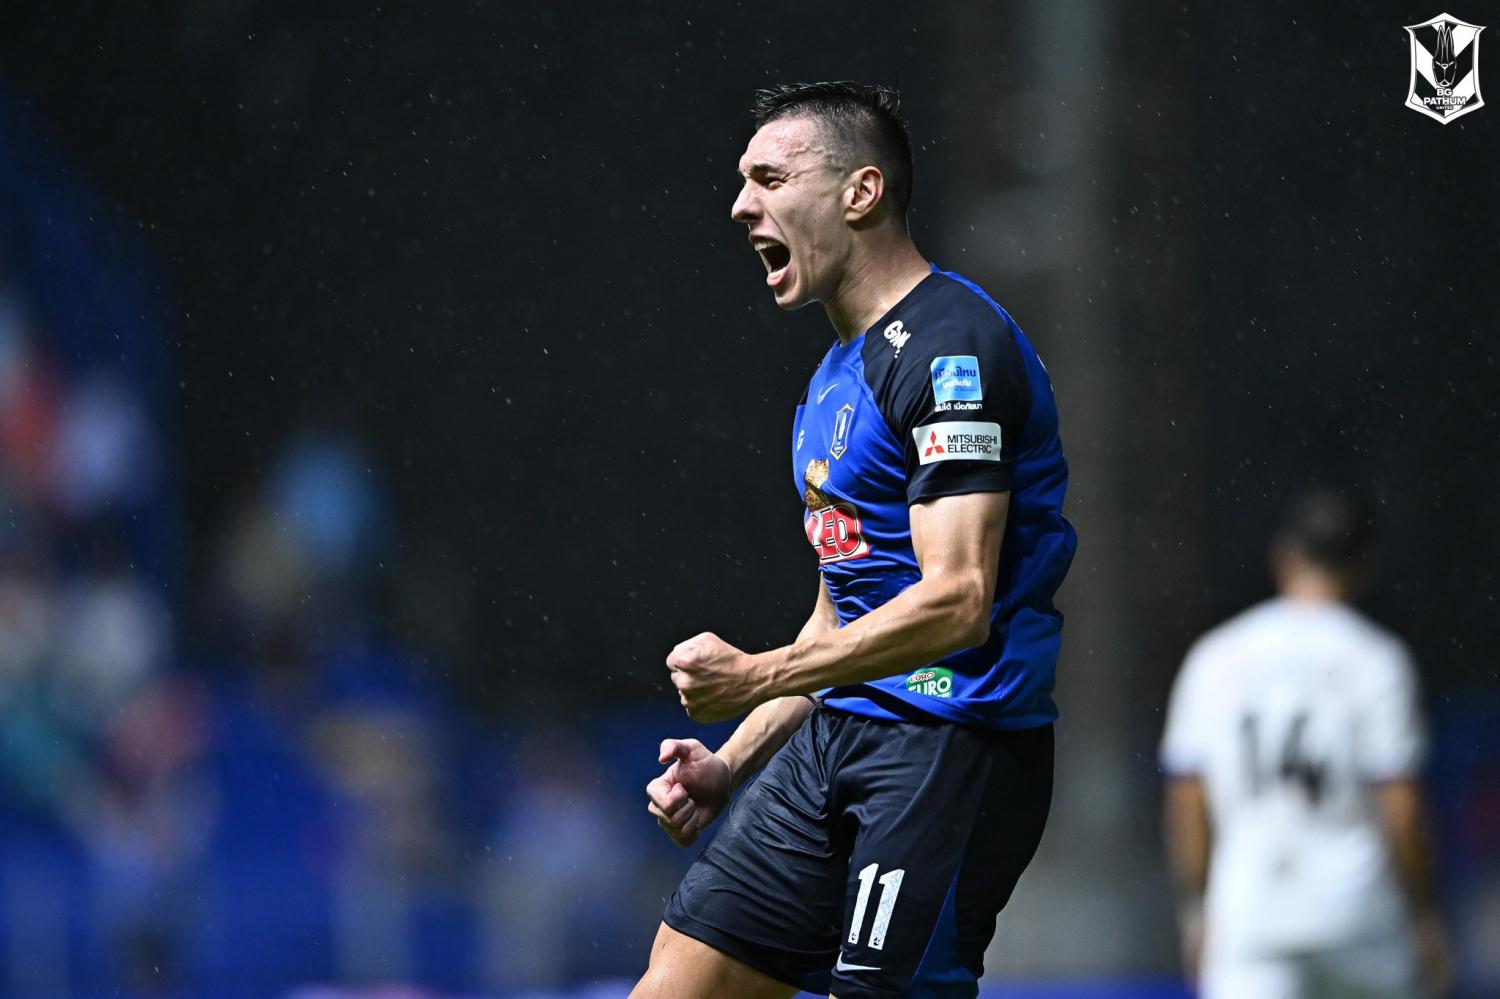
top-left (1160, 597), bottom-right (1426, 955)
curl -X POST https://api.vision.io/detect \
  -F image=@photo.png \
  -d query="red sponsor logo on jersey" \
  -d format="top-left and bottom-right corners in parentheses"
top-left (805, 502), bottom-right (870, 564)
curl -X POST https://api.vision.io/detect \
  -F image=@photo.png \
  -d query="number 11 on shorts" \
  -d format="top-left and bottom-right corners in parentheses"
top-left (848, 863), bottom-right (906, 950)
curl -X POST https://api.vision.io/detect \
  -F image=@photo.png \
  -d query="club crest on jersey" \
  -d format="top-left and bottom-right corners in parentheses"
top-left (930, 355), bottom-right (983, 411)
top-left (803, 458), bottom-right (869, 564)
top-left (883, 319), bottom-right (912, 357)
top-left (830, 403), bottom-right (854, 460)
top-left (1404, 14), bottom-right (1486, 123)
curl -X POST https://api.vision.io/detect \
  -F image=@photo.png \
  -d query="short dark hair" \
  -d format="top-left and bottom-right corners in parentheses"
top-left (750, 81), bottom-right (914, 218)
top-left (1275, 487), bottom-right (1379, 573)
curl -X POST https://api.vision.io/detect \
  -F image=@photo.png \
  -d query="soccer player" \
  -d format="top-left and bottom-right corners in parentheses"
top-left (632, 82), bottom-right (1077, 999)
top-left (1160, 489), bottom-right (1451, 999)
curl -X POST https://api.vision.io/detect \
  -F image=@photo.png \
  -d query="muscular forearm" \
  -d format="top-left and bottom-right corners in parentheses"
top-left (753, 571), bottom-right (989, 698)
top-left (716, 695), bottom-right (815, 789)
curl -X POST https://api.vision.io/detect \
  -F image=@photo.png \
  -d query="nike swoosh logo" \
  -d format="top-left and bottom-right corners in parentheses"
top-left (816, 383), bottom-right (839, 404)
top-left (834, 954), bottom-right (881, 973)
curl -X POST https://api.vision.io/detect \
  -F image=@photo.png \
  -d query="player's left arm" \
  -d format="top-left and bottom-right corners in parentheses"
top-left (1375, 778), bottom-right (1442, 916)
top-left (1374, 779), bottom-right (1451, 994)
top-left (667, 489), bottom-right (1006, 721)
top-left (1162, 776), bottom-right (1210, 981)
top-left (1159, 647), bottom-right (1214, 982)
top-left (1363, 648), bottom-right (1450, 994)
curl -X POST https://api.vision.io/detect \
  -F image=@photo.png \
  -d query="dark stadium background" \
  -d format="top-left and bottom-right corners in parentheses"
top-left (0, 1), bottom-right (1495, 995)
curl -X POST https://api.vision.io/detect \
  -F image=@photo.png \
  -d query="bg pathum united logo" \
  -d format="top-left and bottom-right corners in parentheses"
top-left (1404, 13), bottom-right (1486, 123)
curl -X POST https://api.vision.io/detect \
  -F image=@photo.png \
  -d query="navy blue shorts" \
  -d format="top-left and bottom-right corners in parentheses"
top-left (663, 706), bottom-right (1053, 998)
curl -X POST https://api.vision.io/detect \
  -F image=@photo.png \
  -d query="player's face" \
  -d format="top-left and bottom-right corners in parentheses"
top-left (730, 117), bottom-right (853, 310)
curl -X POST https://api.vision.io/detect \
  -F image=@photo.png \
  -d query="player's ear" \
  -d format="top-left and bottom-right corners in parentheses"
top-left (844, 166), bottom-right (885, 222)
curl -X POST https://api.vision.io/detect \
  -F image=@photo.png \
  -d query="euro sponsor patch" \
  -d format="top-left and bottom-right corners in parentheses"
top-left (906, 667), bottom-right (954, 697)
top-left (913, 421), bottom-right (1002, 465)
top-left (930, 355), bottom-right (982, 406)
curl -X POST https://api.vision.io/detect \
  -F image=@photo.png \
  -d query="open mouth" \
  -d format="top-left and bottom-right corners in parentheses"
top-left (752, 237), bottom-right (792, 279)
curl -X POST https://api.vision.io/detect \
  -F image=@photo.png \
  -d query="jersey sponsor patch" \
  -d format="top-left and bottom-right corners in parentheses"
top-left (906, 667), bottom-right (954, 697)
top-left (930, 355), bottom-right (982, 406)
top-left (805, 502), bottom-right (870, 564)
top-left (913, 421), bottom-right (1002, 465)
top-left (803, 457), bottom-right (870, 563)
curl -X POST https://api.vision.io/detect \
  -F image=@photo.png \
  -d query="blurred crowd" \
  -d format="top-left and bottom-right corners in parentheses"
top-left (0, 262), bottom-right (690, 995)
top-left (0, 264), bottom-right (186, 989)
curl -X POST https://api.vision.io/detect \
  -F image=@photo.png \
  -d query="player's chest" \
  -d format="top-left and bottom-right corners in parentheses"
top-left (791, 362), bottom-right (906, 562)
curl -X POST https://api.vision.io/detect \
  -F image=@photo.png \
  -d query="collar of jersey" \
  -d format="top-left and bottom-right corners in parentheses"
top-left (830, 265), bottom-right (944, 354)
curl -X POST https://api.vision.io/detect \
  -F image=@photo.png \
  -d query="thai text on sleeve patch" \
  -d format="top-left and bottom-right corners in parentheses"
top-left (930, 355), bottom-right (983, 405)
top-left (913, 421), bottom-right (1002, 465)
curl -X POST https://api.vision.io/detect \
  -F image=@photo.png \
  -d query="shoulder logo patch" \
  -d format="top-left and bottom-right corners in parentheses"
top-left (913, 421), bottom-right (1002, 465)
top-left (931, 355), bottom-right (982, 407)
top-left (883, 320), bottom-right (911, 357)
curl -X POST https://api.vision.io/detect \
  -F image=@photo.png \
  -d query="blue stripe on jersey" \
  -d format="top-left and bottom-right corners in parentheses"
top-left (792, 265), bottom-right (1076, 731)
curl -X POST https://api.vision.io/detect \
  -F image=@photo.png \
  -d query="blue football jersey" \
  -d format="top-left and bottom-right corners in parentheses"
top-left (791, 265), bottom-right (1076, 730)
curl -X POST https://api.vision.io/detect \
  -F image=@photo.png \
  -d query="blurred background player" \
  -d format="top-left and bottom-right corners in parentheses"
top-left (1160, 488), bottom-right (1450, 998)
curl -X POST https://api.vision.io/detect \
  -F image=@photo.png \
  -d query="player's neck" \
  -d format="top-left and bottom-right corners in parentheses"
top-left (1278, 570), bottom-right (1348, 604)
top-left (822, 235), bottom-right (931, 345)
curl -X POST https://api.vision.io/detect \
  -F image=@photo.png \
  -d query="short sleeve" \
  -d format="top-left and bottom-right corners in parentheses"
top-left (1160, 644), bottom-right (1214, 777)
top-left (868, 310), bottom-right (1031, 507)
top-left (1357, 643), bottom-right (1428, 781)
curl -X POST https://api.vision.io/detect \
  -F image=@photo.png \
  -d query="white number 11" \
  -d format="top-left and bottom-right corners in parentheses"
top-left (847, 863), bottom-right (906, 950)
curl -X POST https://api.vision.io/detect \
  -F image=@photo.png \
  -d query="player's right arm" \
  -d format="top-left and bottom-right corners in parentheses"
top-left (646, 578), bottom-right (838, 847)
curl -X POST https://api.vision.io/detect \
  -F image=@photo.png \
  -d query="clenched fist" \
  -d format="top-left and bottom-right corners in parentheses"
top-left (666, 631), bottom-right (766, 722)
top-left (646, 738), bottom-right (732, 847)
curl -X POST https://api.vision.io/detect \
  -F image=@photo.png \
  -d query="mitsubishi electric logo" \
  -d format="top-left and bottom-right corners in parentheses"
top-left (1404, 13), bottom-right (1486, 123)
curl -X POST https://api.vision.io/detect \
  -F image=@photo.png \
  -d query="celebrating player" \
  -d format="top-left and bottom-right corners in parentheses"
top-left (632, 82), bottom-right (1077, 999)
top-left (1160, 489), bottom-right (1450, 999)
